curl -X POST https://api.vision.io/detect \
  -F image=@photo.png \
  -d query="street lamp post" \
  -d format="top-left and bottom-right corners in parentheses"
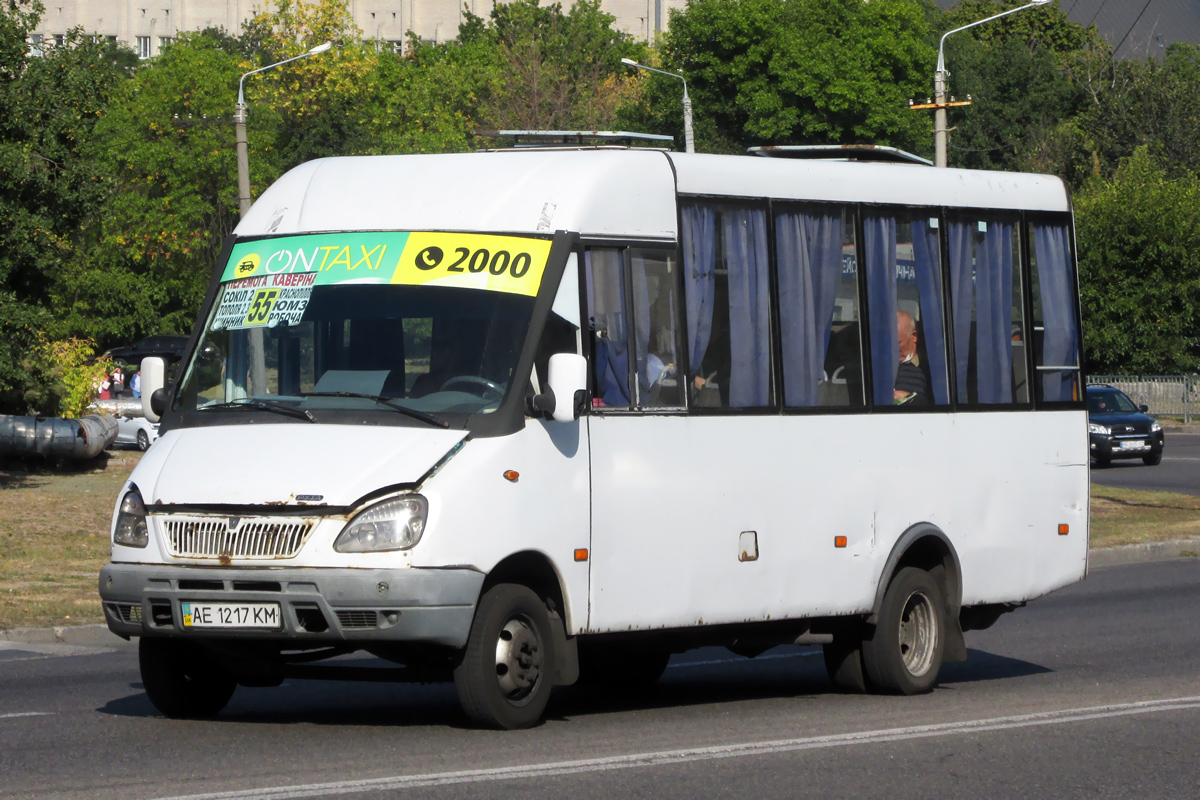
top-left (933, 0), bottom-right (1050, 167)
top-left (621, 57), bottom-right (694, 154)
top-left (235, 41), bottom-right (333, 218)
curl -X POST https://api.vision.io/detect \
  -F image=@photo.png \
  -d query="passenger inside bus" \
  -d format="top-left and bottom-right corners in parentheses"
top-left (895, 310), bottom-right (929, 406)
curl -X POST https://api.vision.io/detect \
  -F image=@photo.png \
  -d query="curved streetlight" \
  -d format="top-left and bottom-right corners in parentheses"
top-left (933, 0), bottom-right (1050, 167)
top-left (235, 41), bottom-right (333, 217)
top-left (621, 57), bottom-right (694, 154)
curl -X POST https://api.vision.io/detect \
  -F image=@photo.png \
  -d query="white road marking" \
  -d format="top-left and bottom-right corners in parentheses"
top-left (149, 695), bottom-right (1200, 800)
top-left (0, 712), bottom-right (55, 720)
top-left (1162, 456), bottom-right (1200, 462)
top-left (667, 651), bottom-right (818, 669)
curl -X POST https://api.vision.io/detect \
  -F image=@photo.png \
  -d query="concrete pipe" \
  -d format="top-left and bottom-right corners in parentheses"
top-left (0, 414), bottom-right (119, 460)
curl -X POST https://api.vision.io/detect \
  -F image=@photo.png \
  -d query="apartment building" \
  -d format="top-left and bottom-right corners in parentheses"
top-left (26, 0), bottom-right (688, 58)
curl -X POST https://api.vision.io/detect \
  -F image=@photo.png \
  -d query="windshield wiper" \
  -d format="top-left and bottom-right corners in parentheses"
top-left (200, 398), bottom-right (316, 423)
top-left (299, 392), bottom-right (450, 429)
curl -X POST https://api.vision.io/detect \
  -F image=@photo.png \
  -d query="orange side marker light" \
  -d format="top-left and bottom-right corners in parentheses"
top-left (834, 536), bottom-right (848, 548)
top-left (574, 549), bottom-right (589, 562)
top-left (1058, 524), bottom-right (1069, 536)
top-left (503, 470), bottom-right (519, 483)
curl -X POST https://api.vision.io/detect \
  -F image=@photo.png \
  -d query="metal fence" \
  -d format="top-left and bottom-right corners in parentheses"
top-left (1087, 375), bottom-right (1200, 423)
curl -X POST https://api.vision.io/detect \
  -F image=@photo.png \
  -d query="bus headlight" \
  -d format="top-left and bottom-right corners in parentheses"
top-left (1089, 423), bottom-right (1110, 436)
top-left (114, 488), bottom-right (149, 548)
top-left (335, 495), bottom-right (428, 553)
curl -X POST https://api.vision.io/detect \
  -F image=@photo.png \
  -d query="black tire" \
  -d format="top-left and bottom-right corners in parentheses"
top-left (136, 429), bottom-right (150, 452)
top-left (822, 635), bottom-right (868, 693)
top-left (577, 642), bottom-right (670, 688)
top-left (1093, 455), bottom-right (1111, 468)
top-left (862, 567), bottom-right (945, 695)
top-left (454, 583), bottom-right (554, 730)
top-left (1143, 452), bottom-right (1162, 466)
top-left (139, 637), bottom-right (236, 718)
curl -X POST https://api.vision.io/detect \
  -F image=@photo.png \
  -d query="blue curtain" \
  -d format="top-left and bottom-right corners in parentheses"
top-left (1033, 222), bottom-right (1079, 402)
top-left (723, 208), bottom-right (771, 407)
top-left (910, 220), bottom-right (948, 405)
top-left (776, 207), bottom-right (842, 406)
top-left (585, 250), bottom-right (630, 406)
top-left (948, 221), bottom-right (974, 403)
top-left (949, 218), bottom-right (1015, 404)
top-left (631, 251), bottom-right (652, 398)
top-left (681, 205), bottom-right (717, 378)
top-left (864, 213), bottom-right (898, 406)
top-left (977, 220), bottom-right (1014, 404)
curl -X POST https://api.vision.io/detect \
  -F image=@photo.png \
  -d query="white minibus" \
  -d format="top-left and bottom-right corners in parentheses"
top-left (100, 146), bottom-right (1089, 729)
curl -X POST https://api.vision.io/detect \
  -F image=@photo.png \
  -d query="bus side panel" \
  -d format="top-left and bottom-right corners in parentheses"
top-left (587, 412), bottom-right (1088, 634)
top-left (411, 420), bottom-right (592, 634)
top-left (587, 415), bottom-right (881, 632)
top-left (951, 410), bottom-right (1089, 606)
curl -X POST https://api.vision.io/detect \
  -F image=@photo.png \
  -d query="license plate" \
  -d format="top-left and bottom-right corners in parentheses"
top-left (182, 602), bottom-right (280, 629)
top-left (1119, 440), bottom-right (1146, 449)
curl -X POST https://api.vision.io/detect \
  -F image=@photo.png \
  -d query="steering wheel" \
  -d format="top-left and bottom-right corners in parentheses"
top-left (439, 375), bottom-right (505, 401)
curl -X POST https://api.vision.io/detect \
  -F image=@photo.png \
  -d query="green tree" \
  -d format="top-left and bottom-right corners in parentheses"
top-left (0, 4), bottom-right (134, 412)
top-left (1075, 148), bottom-right (1200, 373)
top-left (72, 29), bottom-right (245, 342)
top-left (1072, 43), bottom-right (1200, 182)
top-left (463, 0), bottom-right (645, 133)
top-left (934, 0), bottom-right (1094, 172)
top-left (655, 0), bottom-right (935, 154)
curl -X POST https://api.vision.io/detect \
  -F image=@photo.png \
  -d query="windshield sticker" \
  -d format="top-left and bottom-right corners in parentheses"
top-left (221, 232), bottom-right (552, 298)
top-left (214, 272), bottom-right (316, 331)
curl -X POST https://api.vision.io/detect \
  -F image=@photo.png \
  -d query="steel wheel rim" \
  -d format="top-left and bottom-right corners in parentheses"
top-left (898, 590), bottom-right (938, 677)
top-left (494, 613), bottom-right (543, 705)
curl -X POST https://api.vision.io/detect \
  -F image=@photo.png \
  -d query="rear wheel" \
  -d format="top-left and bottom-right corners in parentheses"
top-left (139, 638), bottom-right (236, 718)
top-left (862, 567), bottom-right (945, 695)
top-left (1093, 454), bottom-right (1111, 468)
top-left (1143, 452), bottom-right (1162, 466)
top-left (454, 583), bottom-right (553, 729)
top-left (136, 429), bottom-right (150, 451)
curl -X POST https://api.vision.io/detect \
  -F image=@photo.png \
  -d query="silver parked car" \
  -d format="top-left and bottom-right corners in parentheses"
top-left (113, 414), bottom-right (160, 452)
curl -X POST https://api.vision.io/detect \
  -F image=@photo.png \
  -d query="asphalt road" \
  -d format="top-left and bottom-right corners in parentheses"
top-left (1091, 429), bottom-right (1200, 496)
top-left (2, 559), bottom-right (1198, 800)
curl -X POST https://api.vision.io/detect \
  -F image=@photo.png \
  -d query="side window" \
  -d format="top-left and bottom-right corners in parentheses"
top-left (681, 202), bottom-right (773, 409)
top-left (863, 208), bottom-right (949, 408)
top-left (631, 250), bottom-right (684, 408)
top-left (775, 203), bottom-right (864, 408)
top-left (1028, 218), bottom-right (1081, 403)
top-left (585, 249), bottom-right (631, 408)
top-left (947, 213), bottom-right (1029, 405)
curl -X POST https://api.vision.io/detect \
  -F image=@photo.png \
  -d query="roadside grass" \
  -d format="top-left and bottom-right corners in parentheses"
top-left (0, 451), bottom-right (138, 630)
top-left (1090, 485), bottom-right (1200, 548)
top-left (1, 455), bottom-right (1197, 630)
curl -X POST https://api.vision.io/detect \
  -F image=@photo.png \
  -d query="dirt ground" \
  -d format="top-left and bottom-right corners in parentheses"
top-left (1, 452), bottom-right (1196, 631)
top-left (0, 451), bottom-right (139, 629)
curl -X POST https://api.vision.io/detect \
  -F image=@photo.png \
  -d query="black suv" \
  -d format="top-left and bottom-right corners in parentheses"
top-left (1087, 385), bottom-right (1164, 467)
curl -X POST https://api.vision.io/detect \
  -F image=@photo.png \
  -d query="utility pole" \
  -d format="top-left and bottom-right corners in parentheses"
top-left (913, 0), bottom-right (1050, 167)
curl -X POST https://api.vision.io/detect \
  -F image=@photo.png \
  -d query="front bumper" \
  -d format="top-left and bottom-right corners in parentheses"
top-left (99, 563), bottom-right (484, 648)
top-left (1090, 430), bottom-right (1164, 461)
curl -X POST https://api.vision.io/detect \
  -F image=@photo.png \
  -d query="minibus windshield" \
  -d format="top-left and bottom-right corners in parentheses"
top-left (174, 231), bottom-right (553, 422)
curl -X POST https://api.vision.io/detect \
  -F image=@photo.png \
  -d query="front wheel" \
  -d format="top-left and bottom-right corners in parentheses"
top-left (862, 567), bottom-right (945, 695)
top-left (1143, 452), bottom-right (1162, 466)
top-left (136, 429), bottom-right (150, 451)
top-left (454, 583), bottom-right (553, 729)
top-left (139, 638), bottom-right (236, 718)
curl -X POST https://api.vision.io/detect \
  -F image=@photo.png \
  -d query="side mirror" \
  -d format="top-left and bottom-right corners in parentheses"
top-left (141, 357), bottom-right (166, 423)
top-left (539, 353), bottom-right (588, 423)
top-left (1138, 404), bottom-right (1149, 413)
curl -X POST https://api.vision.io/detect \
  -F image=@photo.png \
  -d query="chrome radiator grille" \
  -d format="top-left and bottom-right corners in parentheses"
top-left (160, 516), bottom-right (314, 559)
